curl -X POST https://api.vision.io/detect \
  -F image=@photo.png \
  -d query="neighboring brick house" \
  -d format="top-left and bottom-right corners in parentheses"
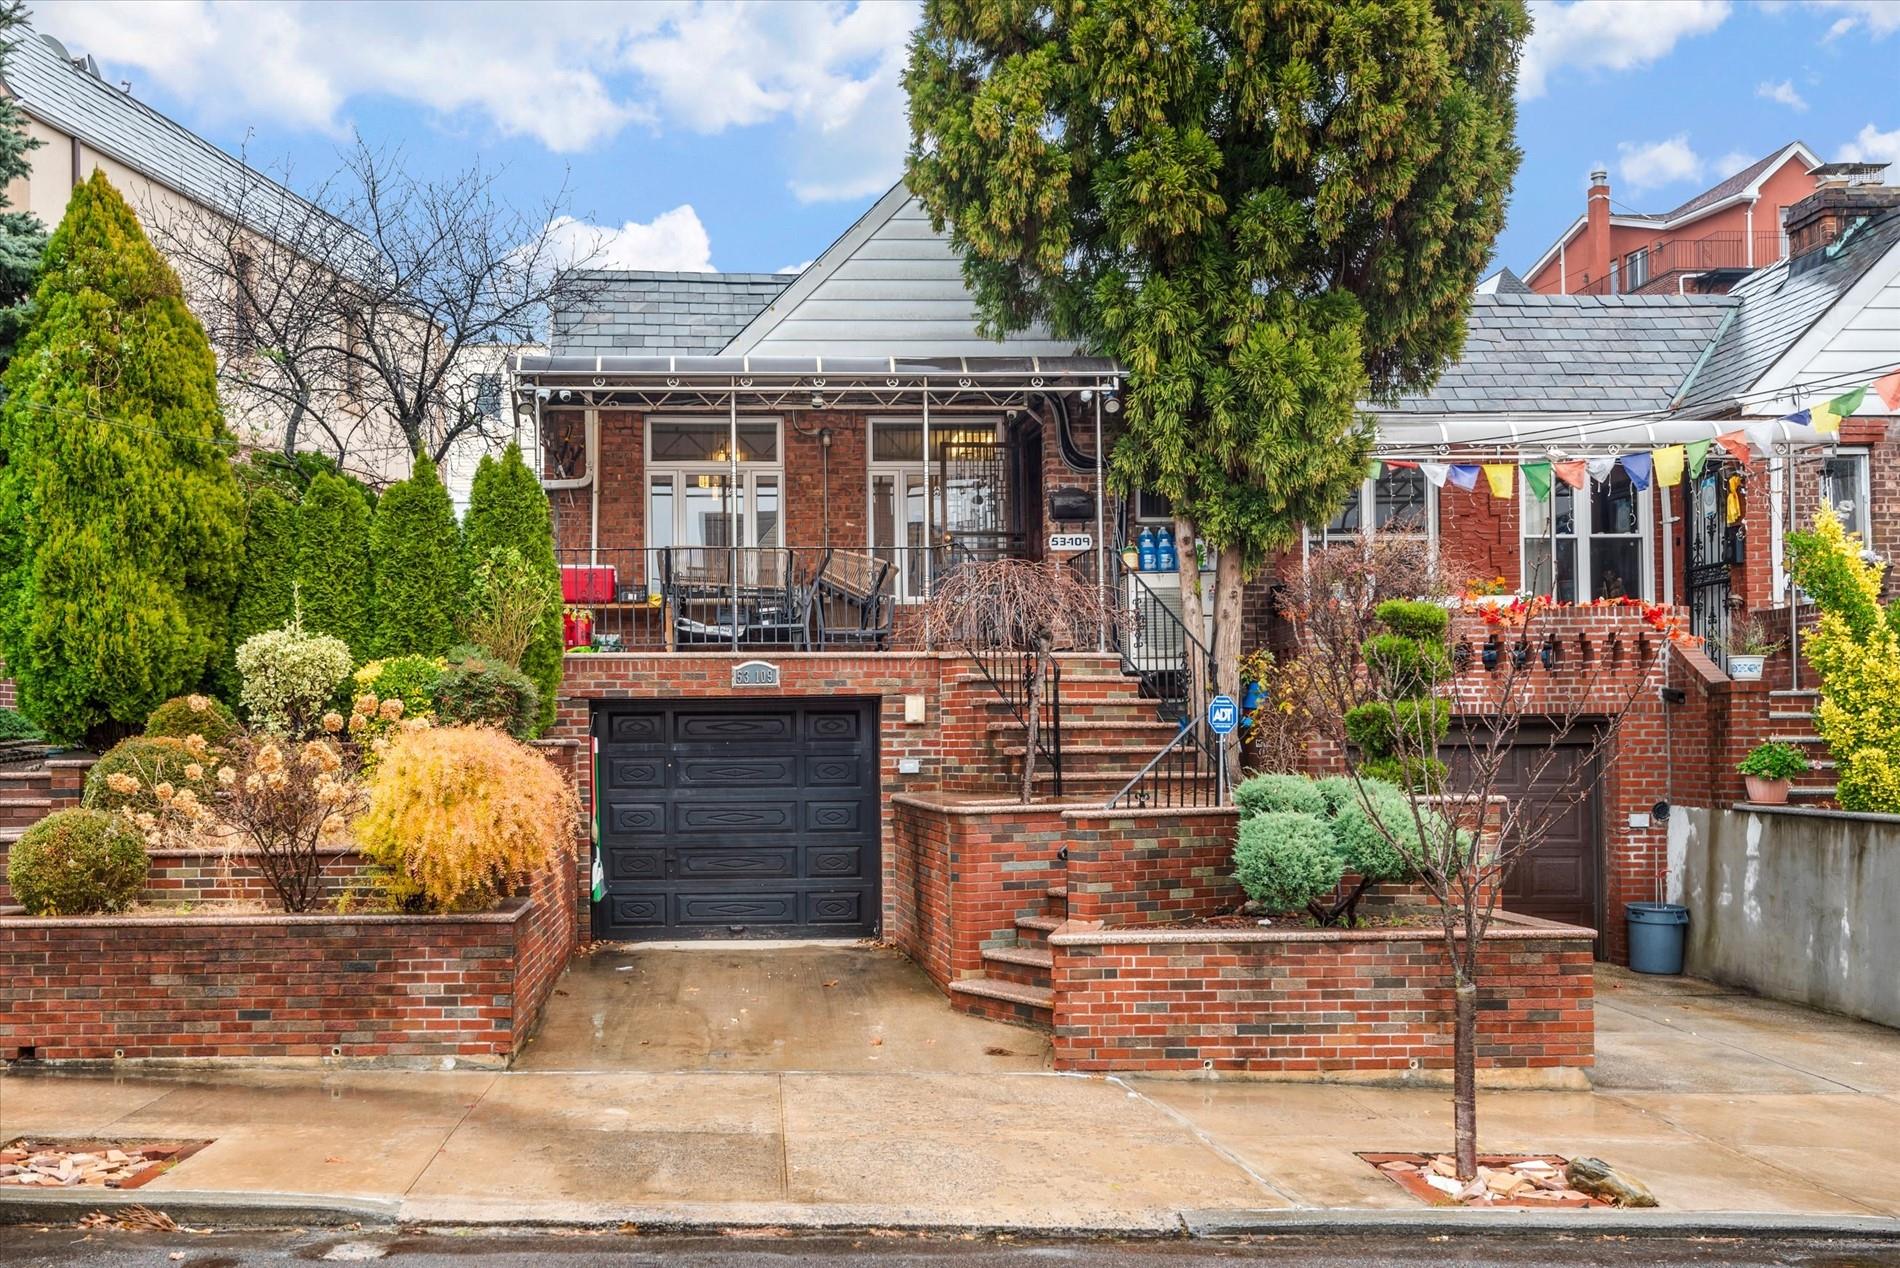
top-left (1521, 142), bottom-right (1823, 297)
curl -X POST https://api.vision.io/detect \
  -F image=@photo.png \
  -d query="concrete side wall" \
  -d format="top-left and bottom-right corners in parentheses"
top-left (1677, 805), bottom-right (1900, 1029)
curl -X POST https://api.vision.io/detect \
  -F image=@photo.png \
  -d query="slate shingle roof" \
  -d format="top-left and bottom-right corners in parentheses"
top-left (551, 271), bottom-right (792, 356)
top-left (2, 31), bottom-right (328, 236)
top-left (1382, 294), bottom-right (1738, 415)
top-left (1673, 205), bottom-right (1900, 414)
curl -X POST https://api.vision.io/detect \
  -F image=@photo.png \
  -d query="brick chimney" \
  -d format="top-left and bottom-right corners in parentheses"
top-left (1583, 167), bottom-right (1612, 291)
top-left (1785, 162), bottom-right (1899, 261)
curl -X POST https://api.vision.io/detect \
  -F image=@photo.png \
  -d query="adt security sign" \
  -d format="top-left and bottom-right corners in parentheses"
top-left (1207, 694), bottom-right (1239, 735)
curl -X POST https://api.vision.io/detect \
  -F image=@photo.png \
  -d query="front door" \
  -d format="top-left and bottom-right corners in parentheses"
top-left (592, 699), bottom-right (881, 940)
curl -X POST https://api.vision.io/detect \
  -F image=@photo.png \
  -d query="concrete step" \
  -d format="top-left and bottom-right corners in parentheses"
top-left (1787, 784), bottom-right (1837, 799)
top-left (1012, 914), bottom-right (1062, 950)
top-left (1768, 710), bottom-right (1819, 722)
top-left (1770, 688), bottom-right (1821, 699)
top-left (986, 719), bottom-right (1180, 738)
top-left (980, 945), bottom-right (1054, 989)
top-left (0, 797), bottom-right (54, 828)
top-left (948, 976), bottom-right (1053, 1029)
top-left (1770, 734), bottom-right (1828, 745)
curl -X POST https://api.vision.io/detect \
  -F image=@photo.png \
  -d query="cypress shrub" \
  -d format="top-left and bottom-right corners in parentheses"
top-left (0, 172), bottom-right (243, 746)
top-left (462, 444), bottom-right (562, 735)
top-left (231, 486), bottom-right (299, 657)
top-left (369, 453), bottom-right (464, 657)
top-left (296, 472), bottom-right (373, 658)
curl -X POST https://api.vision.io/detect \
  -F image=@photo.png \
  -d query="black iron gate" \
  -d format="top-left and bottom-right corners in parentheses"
top-left (938, 438), bottom-right (1011, 565)
top-left (1686, 462), bottom-right (1733, 665)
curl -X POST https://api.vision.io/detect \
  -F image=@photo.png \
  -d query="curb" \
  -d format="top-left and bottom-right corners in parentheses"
top-left (0, 1189), bottom-right (400, 1229)
top-left (1183, 1208), bottom-right (1900, 1239)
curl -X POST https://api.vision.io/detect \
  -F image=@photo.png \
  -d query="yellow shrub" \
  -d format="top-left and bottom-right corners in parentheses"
top-left (355, 724), bottom-right (577, 911)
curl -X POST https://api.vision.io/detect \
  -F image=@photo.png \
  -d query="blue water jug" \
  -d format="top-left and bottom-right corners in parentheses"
top-left (1137, 528), bottom-right (1157, 572)
top-left (1156, 528), bottom-right (1178, 572)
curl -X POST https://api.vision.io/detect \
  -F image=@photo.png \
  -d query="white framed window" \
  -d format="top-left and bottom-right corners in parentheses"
top-left (1819, 449), bottom-right (1871, 543)
top-left (867, 417), bottom-right (1000, 600)
top-left (1625, 247), bottom-right (1650, 291)
top-left (645, 417), bottom-right (783, 554)
top-left (1522, 465), bottom-right (1651, 601)
top-left (1318, 467), bottom-right (1436, 547)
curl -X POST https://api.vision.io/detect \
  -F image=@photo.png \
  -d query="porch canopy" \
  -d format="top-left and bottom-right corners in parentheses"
top-left (1370, 413), bottom-right (1837, 459)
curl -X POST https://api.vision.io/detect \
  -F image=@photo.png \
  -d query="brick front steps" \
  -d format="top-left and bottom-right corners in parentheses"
top-left (1768, 688), bottom-right (1837, 805)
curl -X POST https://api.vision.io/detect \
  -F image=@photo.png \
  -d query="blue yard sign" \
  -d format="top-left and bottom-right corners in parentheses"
top-left (1207, 693), bottom-right (1239, 735)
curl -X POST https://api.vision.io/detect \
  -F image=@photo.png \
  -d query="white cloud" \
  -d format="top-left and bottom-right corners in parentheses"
top-left (1617, 135), bottom-right (1705, 191)
top-left (1712, 149), bottom-right (1760, 178)
top-left (546, 206), bottom-right (715, 273)
top-left (34, 0), bottom-right (922, 199)
top-left (1809, 1), bottom-right (1900, 39)
top-left (1756, 79), bottom-right (1809, 111)
top-left (778, 259), bottom-right (814, 274)
top-left (1520, 0), bottom-right (1731, 98)
top-left (1838, 123), bottom-right (1900, 164)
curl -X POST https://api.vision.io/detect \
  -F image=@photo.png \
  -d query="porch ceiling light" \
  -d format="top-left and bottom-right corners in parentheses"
top-left (1104, 392), bottom-right (1122, 414)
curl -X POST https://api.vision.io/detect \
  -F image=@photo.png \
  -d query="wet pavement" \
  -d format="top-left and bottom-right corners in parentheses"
top-left (4, 952), bottom-right (1900, 1229)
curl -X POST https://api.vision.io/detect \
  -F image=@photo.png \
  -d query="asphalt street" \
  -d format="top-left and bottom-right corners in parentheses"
top-left (3, 1229), bottom-right (1900, 1267)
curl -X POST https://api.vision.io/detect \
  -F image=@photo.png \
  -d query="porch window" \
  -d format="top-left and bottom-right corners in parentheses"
top-left (1522, 466), bottom-right (1650, 601)
top-left (867, 418), bottom-right (1000, 600)
top-left (1819, 450), bottom-right (1870, 543)
top-left (1319, 467), bottom-right (1435, 546)
top-left (645, 419), bottom-right (783, 572)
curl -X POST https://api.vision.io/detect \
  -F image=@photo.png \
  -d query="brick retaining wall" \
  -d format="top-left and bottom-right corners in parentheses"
top-left (1049, 916), bottom-right (1594, 1081)
top-left (1062, 806), bottom-right (1240, 926)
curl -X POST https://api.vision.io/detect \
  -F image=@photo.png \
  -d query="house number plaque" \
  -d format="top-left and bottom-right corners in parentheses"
top-left (732, 660), bottom-right (781, 688)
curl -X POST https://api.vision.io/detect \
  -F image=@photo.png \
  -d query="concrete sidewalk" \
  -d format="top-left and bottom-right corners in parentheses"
top-left (3, 957), bottom-right (1900, 1231)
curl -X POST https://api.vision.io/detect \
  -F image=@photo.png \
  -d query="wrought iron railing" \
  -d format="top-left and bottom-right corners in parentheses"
top-left (1105, 715), bottom-right (1224, 809)
top-left (963, 641), bottom-right (1063, 798)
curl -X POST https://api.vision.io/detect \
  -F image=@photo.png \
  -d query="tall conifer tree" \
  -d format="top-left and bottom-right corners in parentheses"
top-left (296, 472), bottom-right (373, 659)
top-left (0, 172), bottom-right (243, 744)
top-left (369, 453), bottom-right (463, 657)
top-left (463, 443), bottom-right (562, 734)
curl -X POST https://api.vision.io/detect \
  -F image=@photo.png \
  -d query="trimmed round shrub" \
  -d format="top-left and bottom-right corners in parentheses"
top-left (7, 808), bottom-right (147, 915)
top-left (0, 706), bottom-right (44, 742)
top-left (1234, 773), bottom-right (1328, 820)
top-left (356, 725), bottom-right (577, 912)
top-left (1372, 598), bottom-right (1450, 642)
top-left (82, 736), bottom-right (217, 815)
top-left (1232, 811), bottom-right (1343, 914)
top-left (1343, 699), bottom-right (1451, 752)
top-left (236, 618), bottom-right (355, 737)
top-left (351, 655), bottom-right (448, 720)
top-left (1330, 782), bottom-right (1431, 884)
top-left (431, 655), bottom-right (540, 739)
top-left (1312, 776), bottom-right (1362, 816)
top-left (144, 693), bottom-right (243, 747)
top-left (1360, 634), bottom-right (1450, 695)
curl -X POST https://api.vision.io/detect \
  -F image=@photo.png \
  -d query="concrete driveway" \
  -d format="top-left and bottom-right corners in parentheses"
top-left (516, 943), bottom-right (1052, 1074)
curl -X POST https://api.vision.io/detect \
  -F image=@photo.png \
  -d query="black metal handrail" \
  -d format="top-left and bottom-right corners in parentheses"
top-left (963, 640), bottom-right (1063, 798)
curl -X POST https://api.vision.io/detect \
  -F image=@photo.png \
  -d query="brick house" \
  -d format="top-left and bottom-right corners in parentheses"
top-left (520, 173), bottom-right (1900, 967)
top-left (1520, 142), bottom-right (1822, 297)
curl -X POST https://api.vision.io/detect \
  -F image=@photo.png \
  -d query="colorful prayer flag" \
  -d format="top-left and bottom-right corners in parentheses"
top-left (1811, 404), bottom-right (1841, 436)
top-left (1447, 464), bottom-right (1481, 492)
top-left (1653, 445), bottom-right (1686, 487)
top-left (1419, 462), bottom-right (1450, 489)
top-left (1686, 439), bottom-right (1712, 479)
top-left (1552, 460), bottom-right (1587, 490)
top-left (1482, 463), bottom-right (1514, 498)
top-left (1715, 432), bottom-right (1752, 466)
top-left (1830, 386), bottom-right (1867, 418)
top-left (1876, 371), bottom-right (1900, 412)
top-left (1586, 456), bottom-right (1617, 484)
top-left (1620, 452), bottom-right (1653, 490)
top-left (1521, 461), bottom-right (1553, 501)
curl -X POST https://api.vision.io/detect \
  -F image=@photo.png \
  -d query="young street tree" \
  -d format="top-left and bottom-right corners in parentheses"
top-left (150, 138), bottom-right (604, 470)
top-left (0, 172), bottom-right (244, 746)
top-left (1291, 537), bottom-right (1665, 1181)
top-left (905, 0), bottom-right (1527, 766)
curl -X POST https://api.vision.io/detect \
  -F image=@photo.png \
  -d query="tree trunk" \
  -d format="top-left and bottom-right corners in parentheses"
top-left (1453, 975), bottom-right (1479, 1180)
top-left (1021, 651), bottom-right (1041, 804)
top-left (1213, 543), bottom-right (1245, 792)
top-left (1173, 516), bottom-right (1208, 719)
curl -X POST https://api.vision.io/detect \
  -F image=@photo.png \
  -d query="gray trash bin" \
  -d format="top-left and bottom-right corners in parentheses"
top-left (1626, 902), bottom-right (1689, 975)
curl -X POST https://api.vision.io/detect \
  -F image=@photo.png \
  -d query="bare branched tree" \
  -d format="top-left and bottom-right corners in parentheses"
top-left (1289, 535), bottom-right (1667, 1182)
top-left (916, 558), bottom-right (1124, 801)
top-left (149, 138), bottom-right (605, 473)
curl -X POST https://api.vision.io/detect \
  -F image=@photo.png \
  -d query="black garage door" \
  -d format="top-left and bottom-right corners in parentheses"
top-left (592, 699), bottom-right (880, 940)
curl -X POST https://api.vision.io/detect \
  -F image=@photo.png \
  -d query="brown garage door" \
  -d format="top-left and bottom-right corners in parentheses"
top-left (1448, 731), bottom-right (1602, 945)
top-left (592, 698), bottom-right (880, 940)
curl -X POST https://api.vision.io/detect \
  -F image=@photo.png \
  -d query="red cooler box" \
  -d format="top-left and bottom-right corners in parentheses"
top-left (560, 564), bottom-right (618, 604)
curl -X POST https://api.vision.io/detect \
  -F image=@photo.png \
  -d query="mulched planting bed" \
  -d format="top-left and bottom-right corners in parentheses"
top-left (0, 1138), bottom-right (211, 1190)
top-left (1361, 1152), bottom-right (1614, 1208)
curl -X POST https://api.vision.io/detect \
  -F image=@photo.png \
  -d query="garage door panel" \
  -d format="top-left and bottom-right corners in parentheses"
top-left (676, 756), bottom-right (798, 787)
top-left (675, 801), bottom-right (797, 834)
top-left (675, 847), bottom-right (798, 879)
top-left (595, 698), bottom-right (879, 940)
top-left (676, 711), bottom-right (795, 743)
top-left (674, 892), bottom-right (801, 926)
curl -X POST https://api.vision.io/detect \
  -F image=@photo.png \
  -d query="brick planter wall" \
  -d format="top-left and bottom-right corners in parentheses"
top-left (0, 852), bottom-right (579, 1066)
top-left (1062, 806), bottom-right (1241, 926)
top-left (1049, 915), bottom-right (1594, 1083)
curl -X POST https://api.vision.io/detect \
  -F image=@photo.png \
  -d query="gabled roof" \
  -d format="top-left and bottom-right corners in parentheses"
top-left (1476, 266), bottom-right (1532, 294)
top-left (1378, 294), bottom-right (1737, 416)
top-left (550, 271), bottom-right (791, 356)
top-left (1522, 142), bottom-right (1821, 282)
top-left (1673, 204), bottom-right (1900, 414)
top-left (2, 31), bottom-right (327, 236)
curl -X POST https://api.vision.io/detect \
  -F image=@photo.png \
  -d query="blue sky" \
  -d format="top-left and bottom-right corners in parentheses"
top-left (30, 0), bottom-right (1900, 279)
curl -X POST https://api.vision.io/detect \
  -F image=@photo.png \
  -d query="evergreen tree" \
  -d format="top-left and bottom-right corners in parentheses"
top-left (296, 472), bottom-right (373, 659)
top-left (369, 453), bottom-right (464, 657)
top-left (0, 4), bottom-right (47, 363)
top-left (0, 171), bottom-right (243, 745)
top-left (230, 487), bottom-right (299, 652)
top-left (463, 443), bottom-right (562, 735)
top-left (904, 0), bottom-right (1526, 713)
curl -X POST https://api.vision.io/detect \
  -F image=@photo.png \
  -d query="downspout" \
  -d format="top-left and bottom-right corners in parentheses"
top-left (1746, 201), bottom-right (1756, 268)
top-left (536, 395), bottom-right (601, 566)
top-left (1559, 240), bottom-right (1567, 295)
top-left (1661, 476), bottom-right (1675, 607)
top-left (1094, 389), bottom-right (1107, 653)
top-left (729, 385), bottom-right (740, 653)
